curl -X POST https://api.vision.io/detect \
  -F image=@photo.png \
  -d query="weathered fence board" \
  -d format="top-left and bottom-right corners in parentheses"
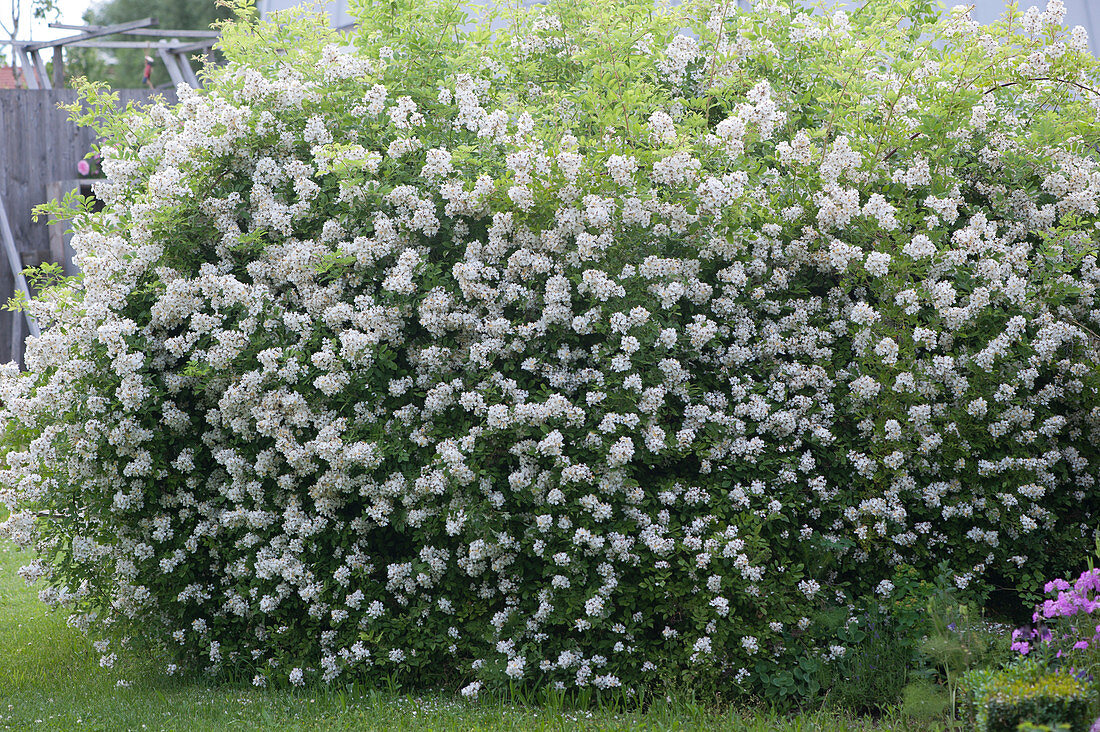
top-left (0, 88), bottom-right (176, 365)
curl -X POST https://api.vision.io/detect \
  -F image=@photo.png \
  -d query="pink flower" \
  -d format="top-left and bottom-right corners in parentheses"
top-left (77, 159), bottom-right (91, 176)
top-left (1046, 578), bottom-right (1071, 594)
top-left (1075, 569), bottom-right (1100, 594)
top-left (1073, 640), bottom-right (1090, 651)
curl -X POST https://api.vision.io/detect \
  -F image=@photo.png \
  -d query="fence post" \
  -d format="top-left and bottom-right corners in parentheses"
top-left (52, 47), bottom-right (63, 88)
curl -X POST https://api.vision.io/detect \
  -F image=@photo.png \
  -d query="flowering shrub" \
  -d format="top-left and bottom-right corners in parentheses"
top-left (2, 0), bottom-right (1100, 698)
top-left (1012, 568), bottom-right (1100, 684)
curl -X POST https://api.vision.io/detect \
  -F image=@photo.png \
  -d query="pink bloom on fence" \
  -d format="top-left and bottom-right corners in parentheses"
top-left (76, 159), bottom-right (91, 176)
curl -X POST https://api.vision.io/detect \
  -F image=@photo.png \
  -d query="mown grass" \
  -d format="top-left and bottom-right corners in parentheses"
top-left (0, 540), bottom-right (912, 731)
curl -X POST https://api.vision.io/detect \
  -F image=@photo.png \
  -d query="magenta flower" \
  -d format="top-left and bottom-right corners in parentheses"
top-left (1075, 569), bottom-right (1100, 595)
top-left (1016, 568), bottom-right (1100, 663)
top-left (1046, 578), bottom-right (1072, 594)
top-left (76, 159), bottom-right (91, 176)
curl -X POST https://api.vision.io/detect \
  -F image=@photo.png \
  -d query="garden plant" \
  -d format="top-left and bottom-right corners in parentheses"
top-left (2, 0), bottom-right (1100, 712)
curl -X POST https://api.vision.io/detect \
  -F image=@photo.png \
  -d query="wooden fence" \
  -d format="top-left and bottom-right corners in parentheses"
top-left (0, 87), bottom-right (176, 365)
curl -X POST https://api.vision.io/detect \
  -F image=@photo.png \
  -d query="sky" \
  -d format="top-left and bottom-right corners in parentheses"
top-left (21, 0), bottom-right (91, 42)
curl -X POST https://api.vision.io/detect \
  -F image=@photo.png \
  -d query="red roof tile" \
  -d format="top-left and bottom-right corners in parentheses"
top-left (0, 66), bottom-right (20, 89)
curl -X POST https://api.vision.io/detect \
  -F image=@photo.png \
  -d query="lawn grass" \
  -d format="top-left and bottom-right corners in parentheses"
top-left (0, 540), bottom-right (915, 731)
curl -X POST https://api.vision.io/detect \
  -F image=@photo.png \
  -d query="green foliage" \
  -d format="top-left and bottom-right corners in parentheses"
top-left (962, 660), bottom-right (1096, 732)
top-left (753, 654), bottom-right (826, 708)
top-left (900, 679), bottom-right (951, 723)
top-left (0, 537), bottom-right (908, 731)
top-left (826, 609), bottom-right (914, 713)
top-left (986, 675), bottom-right (1094, 732)
top-left (828, 563), bottom-right (1012, 722)
top-left (916, 596), bottom-right (1012, 721)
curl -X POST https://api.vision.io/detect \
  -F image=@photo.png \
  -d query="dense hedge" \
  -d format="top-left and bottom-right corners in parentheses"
top-left (2, 0), bottom-right (1100, 700)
